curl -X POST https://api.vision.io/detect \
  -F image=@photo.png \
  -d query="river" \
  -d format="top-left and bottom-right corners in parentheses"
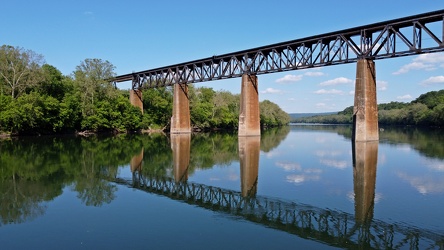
top-left (0, 125), bottom-right (443, 249)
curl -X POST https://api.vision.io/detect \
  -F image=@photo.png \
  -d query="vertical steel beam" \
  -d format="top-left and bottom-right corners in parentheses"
top-left (353, 59), bottom-right (379, 141)
top-left (238, 74), bottom-right (261, 136)
top-left (171, 83), bottom-right (191, 134)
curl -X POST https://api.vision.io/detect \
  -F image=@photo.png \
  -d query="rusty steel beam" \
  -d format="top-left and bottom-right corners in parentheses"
top-left (113, 9), bottom-right (444, 88)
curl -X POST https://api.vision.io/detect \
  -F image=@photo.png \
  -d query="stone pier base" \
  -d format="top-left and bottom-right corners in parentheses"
top-left (238, 74), bottom-right (260, 136)
top-left (353, 59), bottom-right (379, 141)
top-left (171, 83), bottom-right (191, 134)
top-left (130, 89), bottom-right (143, 114)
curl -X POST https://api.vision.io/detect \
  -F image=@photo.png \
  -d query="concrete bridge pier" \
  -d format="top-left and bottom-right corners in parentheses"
top-left (238, 74), bottom-right (261, 136)
top-left (352, 141), bottom-right (378, 223)
top-left (353, 59), bottom-right (379, 141)
top-left (130, 89), bottom-right (143, 114)
top-left (171, 133), bottom-right (191, 182)
top-left (239, 136), bottom-right (260, 197)
top-left (171, 83), bottom-right (191, 134)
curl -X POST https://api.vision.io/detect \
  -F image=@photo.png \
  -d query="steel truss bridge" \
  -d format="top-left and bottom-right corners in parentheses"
top-left (113, 10), bottom-right (444, 89)
top-left (113, 174), bottom-right (444, 249)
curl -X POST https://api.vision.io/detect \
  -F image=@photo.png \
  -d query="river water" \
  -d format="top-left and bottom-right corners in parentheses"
top-left (0, 125), bottom-right (443, 249)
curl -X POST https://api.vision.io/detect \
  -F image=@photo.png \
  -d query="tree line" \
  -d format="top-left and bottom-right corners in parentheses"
top-left (293, 90), bottom-right (444, 126)
top-left (0, 129), bottom-right (291, 224)
top-left (0, 45), bottom-right (290, 135)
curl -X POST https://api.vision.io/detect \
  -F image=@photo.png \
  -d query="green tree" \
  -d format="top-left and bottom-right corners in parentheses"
top-left (142, 87), bottom-right (173, 129)
top-left (1, 92), bottom-right (61, 134)
top-left (260, 100), bottom-right (290, 127)
top-left (39, 64), bottom-right (72, 101)
top-left (212, 91), bottom-right (239, 128)
top-left (73, 58), bottom-right (117, 118)
top-left (189, 86), bottom-right (215, 129)
top-left (0, 45), bottom-right (45, 98)
top-left (413, 89), bottom-right (444, 109)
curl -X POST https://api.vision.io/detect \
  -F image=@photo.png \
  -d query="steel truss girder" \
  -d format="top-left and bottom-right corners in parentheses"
top-left (115, 10), bottom-right (444, 88)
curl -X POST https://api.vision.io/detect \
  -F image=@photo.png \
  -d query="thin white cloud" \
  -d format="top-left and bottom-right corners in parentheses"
top-left (315, 150), bottom-right (342, 157)
top-left (393, 62), bottom-right (434, 75)
top-left (275, 74), bottom-right (303, 83)
top-left (286, 174), bottom-right (320, 184)
top-left (397, 94), bottom-right (412, 100)
top-left (315, 103), bottom-right (337, 111)
top-left (304, 168), bottom-right (322, 174)
top-left (84, 11), bottom-right (94, 15)
top-left (421, 76), bottom-right (444, 86)
top-left (276, 162), bottom-right (301, 171)
top-left (304, 71), bottom-right (324, 77)
top-left (319, 77), bottom-right (353, 86)
top-left (415, 53), bottom-right (444, 63)
top-left (261, 87), bottom-right (283, 94)
top-left (263, 151), bottom-right (281, 159)
top-left (422, 158), bottom-right (444, 172)
top-left (393, 53), bottom-right (444, 75)
top-left (320, 159), bottom-right (348, 169)
top-left (314, 89), bottom-right (343, 95)
top-left (396, 171), bottom-right (444, 195)
top-left (228, 173), bottom-right (238, 181)
top-left (377, 80), bottom-right (388, 91)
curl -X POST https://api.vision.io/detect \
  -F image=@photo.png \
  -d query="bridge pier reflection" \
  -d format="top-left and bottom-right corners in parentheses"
top-left (130, 148), bottom-right (144, 173)
top-left (171, 133), bottom-right (191, 182)
top-left (352, 141), bottom-right (378, 223)
top-left (118, 136), bottom-right (442, 248)
top-left (239, 136), bottom-right (260, 197)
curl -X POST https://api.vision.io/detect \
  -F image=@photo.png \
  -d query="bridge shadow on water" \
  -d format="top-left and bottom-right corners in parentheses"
top-left (114, 133), bottom-right (444, 250)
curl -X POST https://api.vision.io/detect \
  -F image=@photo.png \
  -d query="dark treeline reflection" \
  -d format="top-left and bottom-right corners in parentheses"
top-left (0, 129), bottom-right (290, 226)
top-left (291, 124), bottom-right (444, 159)
top-left (0, 134), bottom-right (150, 225)
top-left (2, 125), bottom-right (440, 226)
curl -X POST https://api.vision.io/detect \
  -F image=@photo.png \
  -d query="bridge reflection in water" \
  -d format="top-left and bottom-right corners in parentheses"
top-left (121, 136), bottom-right (443, 249)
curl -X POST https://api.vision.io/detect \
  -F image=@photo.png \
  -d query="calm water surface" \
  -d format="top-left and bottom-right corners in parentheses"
top-left (1, 125), bottom-right (443, 249)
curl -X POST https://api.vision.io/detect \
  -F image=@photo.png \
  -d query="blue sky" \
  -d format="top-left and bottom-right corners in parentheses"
top-left (3, 0), bottom-right (444, 113)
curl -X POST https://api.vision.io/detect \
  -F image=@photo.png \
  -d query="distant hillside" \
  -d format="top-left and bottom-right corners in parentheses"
top-left (289, 112), bottom-right (338, 120)
top-left (289, 89), bottom-right (444, 126)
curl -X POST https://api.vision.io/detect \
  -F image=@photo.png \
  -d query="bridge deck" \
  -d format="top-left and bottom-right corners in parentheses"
top-left (113, 10), bottom-right (444, 89)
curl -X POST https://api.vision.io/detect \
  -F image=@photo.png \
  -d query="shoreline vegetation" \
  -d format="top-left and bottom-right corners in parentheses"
top-left (1, 45), bottom-right (442, 137)
top-left (291, 89), bottom-right (444, 127)
top-left (0, 45), bottom-right (289, 137)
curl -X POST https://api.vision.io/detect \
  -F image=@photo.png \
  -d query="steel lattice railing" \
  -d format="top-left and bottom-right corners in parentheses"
top-left (113, 10), bottom-right (444, 90)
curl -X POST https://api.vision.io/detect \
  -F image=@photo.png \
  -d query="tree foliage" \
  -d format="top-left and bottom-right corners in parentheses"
top-left (0, 45), bottom-right (44, 98)
top-left (293, 90), bottom-right (444, 126)
top-left (0, 50), bottom-right (143, 134)
top-left (188, 86), bottom-right (289, 130)
top-left (0, 45), bottom-right (289, 134)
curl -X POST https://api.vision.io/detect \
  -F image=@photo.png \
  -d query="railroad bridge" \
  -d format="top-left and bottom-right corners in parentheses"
top-left (113, 10), bottom-right (444, 141)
